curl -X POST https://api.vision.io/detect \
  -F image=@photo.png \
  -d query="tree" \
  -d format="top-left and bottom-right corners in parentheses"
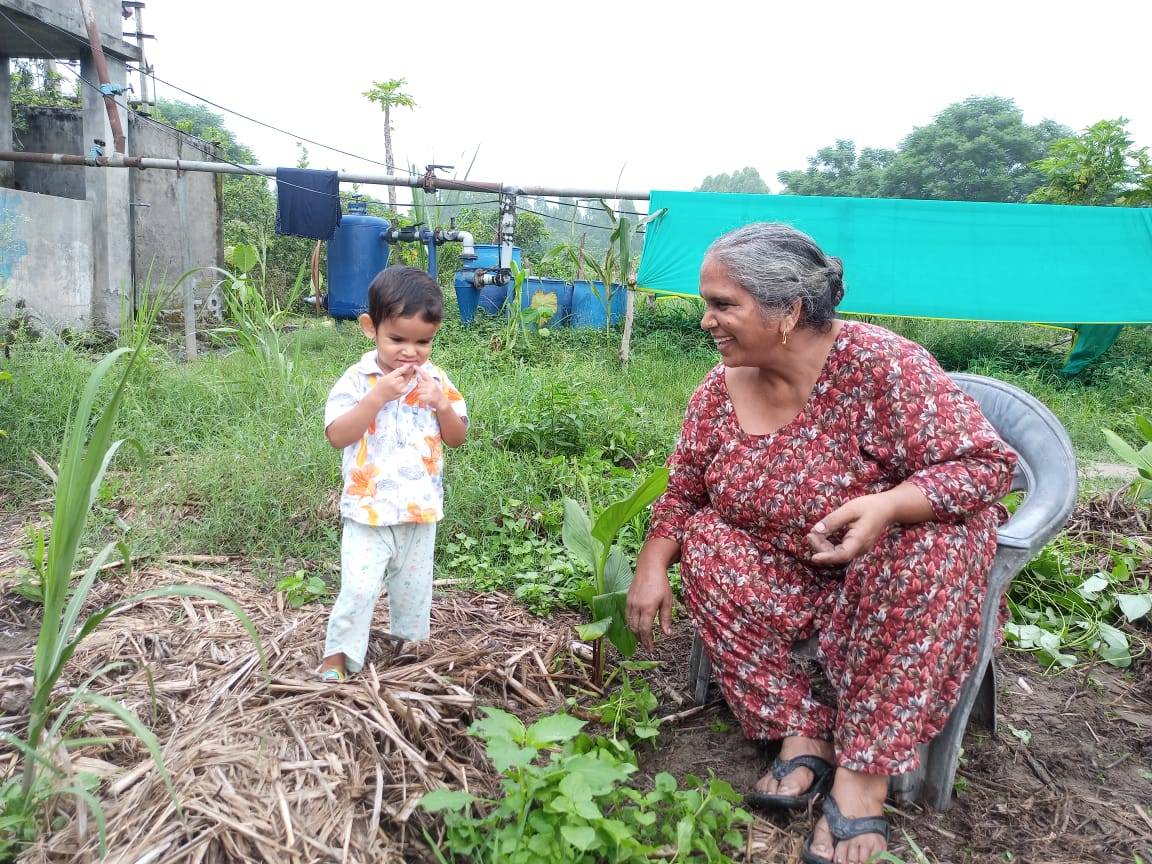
top-left (363, 79), bottom-right (417, 209)
top-left (697, 166), bottom-right (770, 193)
top-left (1028, 118), bottom-right (1152, 207)
top-left (776, 141), bottom-right (894, 197)
top-left (880, 96), bottom-right (1069, 202)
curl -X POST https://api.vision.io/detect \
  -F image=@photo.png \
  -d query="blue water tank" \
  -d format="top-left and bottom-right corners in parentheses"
top-left (327, 204), bottom-right (391, 320)
top-left (515, 277), bottom-right (572, 327)
top-left (571, 280), bottom-right (626, 328)
top-left (453, 244), bottom-right (522, 324)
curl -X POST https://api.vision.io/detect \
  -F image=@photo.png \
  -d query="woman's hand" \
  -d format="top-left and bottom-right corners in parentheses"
top-left (807, 484), bottom-right (935, 565)
top-left (807, 493), bottom-right (896, 565)
top-left (626, 537), bottom-right (680, 651)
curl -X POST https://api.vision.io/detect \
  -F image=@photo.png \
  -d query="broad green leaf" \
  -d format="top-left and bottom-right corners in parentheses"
top-left (1116, 593), bottom-right (1152, 622)
top-left (576, 618), bottom-right (611, 642)
top-left (484, 737), bottom-right (536, 773)
top-left (231, 243), bottom-right (259, 275)
top-left (558, 772), bottom-right (593, 802)
top-left (1103, 429), bottom-right (1152, 471)
top-left (591, 468), bottom-right (669, 548)
top-left (1135, 415), bottom-right (1152, 443)
top-left (525, 713), bottom-right (586, 747)
top-left (561, 825), bottom-right (598, 852)
top-left (1076, 574), bottom-right (1109, 600)
top-left (1095, 622), bottom-right (1132, 668)
top-left (561, 497), bottom-right (600, 572)
top-left (419, 788), bottom-right (475, 813)
top-left (676, 817), bottom-right (695, 855)
top-left (470, 707), bottom-right (526, 745)
top-left (563, 754), bottom-right (635, 794)
top-left (592, 591), bottom-right (638, 658)
top-left (603, 545), bottom-right (633, 595)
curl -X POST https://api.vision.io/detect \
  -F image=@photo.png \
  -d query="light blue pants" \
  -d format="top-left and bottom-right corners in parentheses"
top-left (324, 519), bottom-right (436, 673)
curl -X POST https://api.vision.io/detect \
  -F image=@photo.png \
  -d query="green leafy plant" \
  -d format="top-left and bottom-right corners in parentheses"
top-left (1007, 536), bottom-right (1151, 669)
top-left (496, 261), bottom-right (554, 354)
top-left (420, 707), bottom-right (750, 864)
top-left (275, 570), bottom-right (331, 608)
top-left (585, 661), bottom-right (661, 746)
top-left (0, 329), bottom-right (265, 860)
top-left (213, 239), bottom-right (309, 403)
top-left (562, 467), bottom-right (669, 685)
top-left (1102, 415), bottom-right (1152, 502)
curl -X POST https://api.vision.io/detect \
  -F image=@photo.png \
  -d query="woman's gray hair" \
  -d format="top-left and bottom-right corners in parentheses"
top-left (704, 223), bottom-right (844, 331)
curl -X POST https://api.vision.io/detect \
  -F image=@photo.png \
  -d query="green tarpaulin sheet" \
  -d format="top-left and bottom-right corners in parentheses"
top-left (636, 191), bottom-right (1152, 324)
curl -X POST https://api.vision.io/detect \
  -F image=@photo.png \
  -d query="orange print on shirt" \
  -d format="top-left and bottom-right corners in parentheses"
top-left (445, 385), bottom-right (463, 403)
top-left (346, 463), bottom-right (380, 499)
top-left (406, 502), bottom-right (438, 523)
top-left (421, 435), bottom-right (443, 476)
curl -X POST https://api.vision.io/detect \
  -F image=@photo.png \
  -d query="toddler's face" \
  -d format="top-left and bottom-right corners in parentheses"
top-left (359, 313), bottom-right (440, 373)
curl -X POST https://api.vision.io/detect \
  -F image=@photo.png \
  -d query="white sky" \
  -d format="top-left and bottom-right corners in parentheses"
top-left (140, 0), bottom-right (1152, 204)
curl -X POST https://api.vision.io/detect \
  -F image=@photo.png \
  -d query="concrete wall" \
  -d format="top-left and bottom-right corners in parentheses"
top-left (0, 188), bottom-right (93, 330)
top-left (128, 116), bottom-right (223, 304)
top-left (14, 107), bottom-right (84, 199)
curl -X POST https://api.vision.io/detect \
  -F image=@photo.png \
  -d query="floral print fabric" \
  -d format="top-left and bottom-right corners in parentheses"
top-left (649, 322), bottom-right (1016, 773)
top-left (325, 352), bottom-right (467, 527)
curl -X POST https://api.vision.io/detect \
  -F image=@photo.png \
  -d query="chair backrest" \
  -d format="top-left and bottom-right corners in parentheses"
top-left (949, 373), bottom-right (1078, 555)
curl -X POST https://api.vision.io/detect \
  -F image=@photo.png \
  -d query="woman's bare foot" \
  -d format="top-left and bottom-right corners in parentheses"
top-left (808, 769), bottom-right (887, 864)
top-left (754, 735), bottom-right (835, 796)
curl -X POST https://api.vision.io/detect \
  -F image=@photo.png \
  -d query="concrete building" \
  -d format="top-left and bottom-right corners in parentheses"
top-left (0, 0), bottom-right (222, 333)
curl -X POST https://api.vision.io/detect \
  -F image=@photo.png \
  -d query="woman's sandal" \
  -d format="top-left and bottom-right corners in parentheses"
top-left (744, 755), bottom-right (834, 811)
top-left (801, 793), bottom-right (890, 864)
top-left (320, 667), bottom-right (346, 683)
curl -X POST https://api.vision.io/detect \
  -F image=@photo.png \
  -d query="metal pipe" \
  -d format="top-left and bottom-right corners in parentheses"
top-left (76, 0), bottom-right (127, 154)
top-left (0, 150), bottom-right (653, 200)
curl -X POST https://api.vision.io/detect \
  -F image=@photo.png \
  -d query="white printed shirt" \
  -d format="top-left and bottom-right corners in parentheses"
top-left (324, 352), bottom-right (468, 527)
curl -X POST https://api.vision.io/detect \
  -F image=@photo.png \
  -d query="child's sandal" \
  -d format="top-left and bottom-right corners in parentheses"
top-left (320, 667), bottom-right (346, 683)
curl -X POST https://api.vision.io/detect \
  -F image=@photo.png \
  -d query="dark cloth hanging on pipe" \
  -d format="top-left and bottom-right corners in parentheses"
top-left (274, 168), bottom-right (342, 240)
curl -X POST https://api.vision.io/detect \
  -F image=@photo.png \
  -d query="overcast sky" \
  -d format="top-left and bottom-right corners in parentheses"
top-left (141, 0), bottom-right (1151, 204)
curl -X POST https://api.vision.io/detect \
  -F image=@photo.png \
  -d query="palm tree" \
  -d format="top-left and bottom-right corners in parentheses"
top-left (363, 78), bottom-right (417, 208)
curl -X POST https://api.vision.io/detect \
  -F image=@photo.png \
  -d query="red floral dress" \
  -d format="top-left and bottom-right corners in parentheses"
top-left (648, 322), bottom-right (1016, 775)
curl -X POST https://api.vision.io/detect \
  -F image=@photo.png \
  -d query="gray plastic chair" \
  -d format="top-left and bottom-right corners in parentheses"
top-left (685, 373), bottom-right (1078, 810)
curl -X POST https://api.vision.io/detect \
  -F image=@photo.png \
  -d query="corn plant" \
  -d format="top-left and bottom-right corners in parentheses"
top-left (0, 331), bottom-right (264, 859)
top-left (562, 467), bottom-right (669, 686)
top-left (1102, 415), bottom-right (1152, 502)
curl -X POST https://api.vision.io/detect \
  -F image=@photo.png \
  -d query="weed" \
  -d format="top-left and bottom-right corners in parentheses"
top-left (275, 570), bottom-right (331, 607)
top-left (420, 707), bottom-right (750, 863)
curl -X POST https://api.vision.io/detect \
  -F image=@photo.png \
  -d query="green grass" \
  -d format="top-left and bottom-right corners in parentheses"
top-left (1, 305), bottom-right (1147, 597)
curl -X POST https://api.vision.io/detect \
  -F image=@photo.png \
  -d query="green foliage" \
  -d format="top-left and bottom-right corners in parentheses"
top-left (2, 321), bottom-right (264, 860)
top-left (420, 707), bottom-right (750, 864)
top-left (777, 140), bottom-right (894, 197)
top-left (779, 97), bottom-right (1068, 202)
top-left (1028, 118), bottom-right (1152, 206)
top-left (563, 468), bottom-right (669, 683)
top-left (212, 240), bottom-right (311, 411)
top-left (489, 377), bottom-right (641, 463)
top-left (1102, 416), bottom-right (1152, 502)
top-left (585, 661), bottom-right (662, 745)
top-left (696, 167), bottom-right (769, 194)
top-left (443, 498), bottom-right (580, 615)
top-left (1006, 535), bottom-right (1151, 669)
top-left (9, 60), bottom-right (79, 133)
top-left (275, 570), bottom-right (331, 608)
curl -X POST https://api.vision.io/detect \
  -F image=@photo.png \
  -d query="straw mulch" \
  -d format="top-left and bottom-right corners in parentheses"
top-left (1, 565), bottom-right (576, 863)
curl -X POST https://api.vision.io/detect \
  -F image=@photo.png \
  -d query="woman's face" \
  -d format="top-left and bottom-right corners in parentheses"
top-left (699, 257), bottom-right (782, 366)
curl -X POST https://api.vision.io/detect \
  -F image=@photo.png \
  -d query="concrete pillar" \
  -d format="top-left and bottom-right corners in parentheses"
top-left (81, 54), bottom-right (131, 332)
top-left (0, 56), bottom-right (13, 189)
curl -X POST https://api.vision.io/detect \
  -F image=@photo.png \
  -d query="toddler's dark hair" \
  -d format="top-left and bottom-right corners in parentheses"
top-left (366, 266), bottom-right (444, 327)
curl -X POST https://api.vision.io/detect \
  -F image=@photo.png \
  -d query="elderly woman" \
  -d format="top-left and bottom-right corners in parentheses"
top-left (626, 223), bottom-right (1015, 864)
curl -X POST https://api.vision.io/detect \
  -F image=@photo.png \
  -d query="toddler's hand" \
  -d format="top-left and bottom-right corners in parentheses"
top-left (415, 368), bottom-right (450, 411)
top-left (370, 364), bottom-right (417, 405)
